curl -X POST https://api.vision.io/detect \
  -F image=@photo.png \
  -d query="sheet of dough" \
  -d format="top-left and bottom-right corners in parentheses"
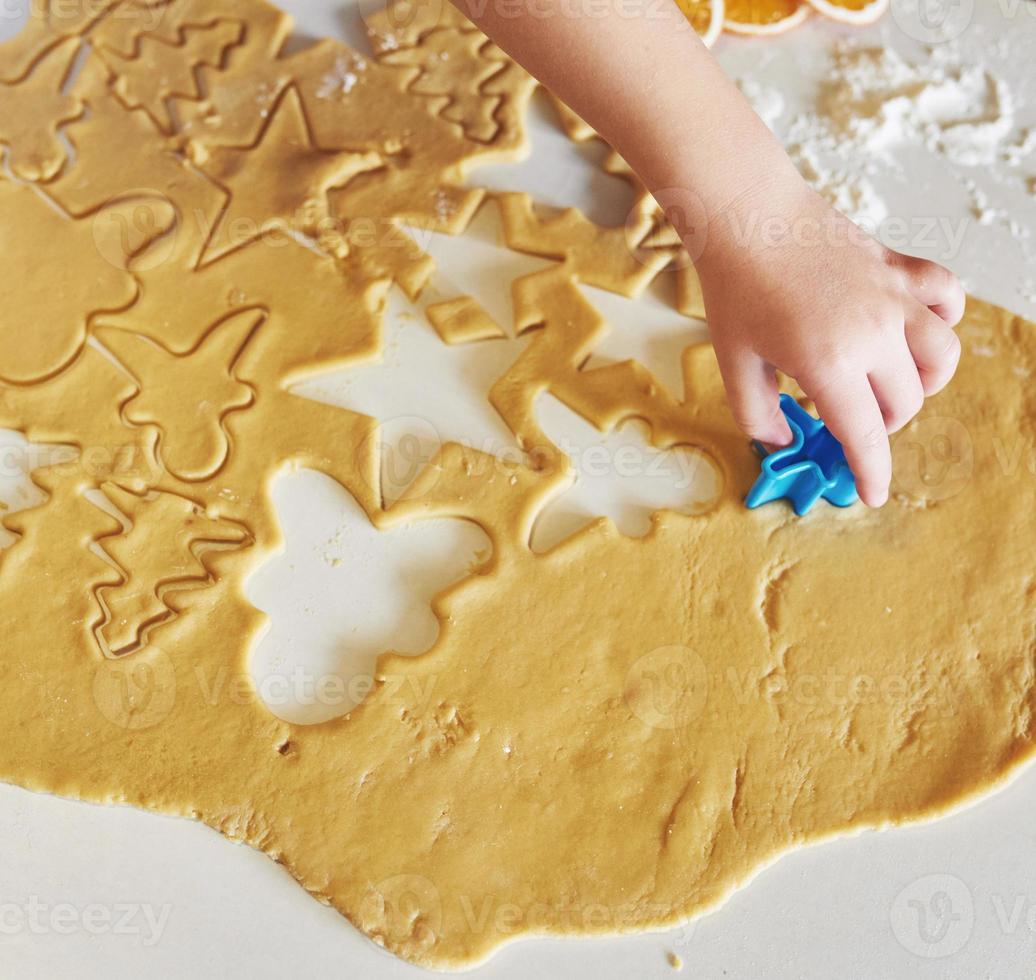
top-left (0, 0), bottom-right (1033, 970)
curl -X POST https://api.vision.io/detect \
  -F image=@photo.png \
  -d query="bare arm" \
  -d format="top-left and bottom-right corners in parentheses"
top-left (458, 0), bottom-right (791, 222)
top-left (454, 0), bottom-right (965, 507)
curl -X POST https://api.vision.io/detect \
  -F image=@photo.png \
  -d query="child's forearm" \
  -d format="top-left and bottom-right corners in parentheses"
top-left (452, 0), bottom-right (798, 257)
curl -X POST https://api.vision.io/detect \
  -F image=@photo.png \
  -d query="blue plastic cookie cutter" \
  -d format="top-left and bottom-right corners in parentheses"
top-left (745, 394), bottom-right (858, 516)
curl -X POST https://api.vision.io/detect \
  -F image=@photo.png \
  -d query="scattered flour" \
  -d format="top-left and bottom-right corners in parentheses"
top-left (434, 189), bottom-right (454, 221)
top-left (739, 40), bottom-right (1024, 230)
top-left (961, 175), bottom-right (1005, 226)
top-left (1001, 128), bottom-right (1036, 167)
top-left (367, 27), bottom-right (400, 52)
top-left (316, 54), bottom-right (368, 100)
top-left (735, 37), bottom-right (1036, 307)
top-left (255, 81), bottom-right (276, 119)
top-left (800, 43), bottom-right (1015, 168)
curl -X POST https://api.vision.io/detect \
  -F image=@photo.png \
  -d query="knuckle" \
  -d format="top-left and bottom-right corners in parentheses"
top-left (808, 342), bottom-right (852, 372)
top-left (800, 354), bottom-right (857, 395)
top-left (908, 257), bottom-right (963, 299)
top-left (857, 424), bottom-right (888, 452)
top-left (924, 260), bottom-right (956, 287)
top-left (868, 302), bottom-right (905, 336)
top-left (839, 305), bottom-right (900, 345)
top-left (883, 409), bottom-right (909, 434)
top-left (880, 243), bottom-right (902, 267)
top-left (896, 392), bottom-right (924, 430)
top-left (915, 323), bottom-right (961, 369)
top-left (881, 382), bottom-right (925, 434)
top-left (937, 329), bottom-right (962, 363)
top-left (732, 403), bottom-right (782, 439)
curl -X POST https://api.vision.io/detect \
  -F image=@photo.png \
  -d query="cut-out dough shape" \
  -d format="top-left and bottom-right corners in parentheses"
top-left (492, 263), bottom-right (716, 471)
top-left (467, 49), bottom-right (535, 161)
top-left (98, 20), bottom-right (246, 134)
top-left (525, 84), bottom-right (711, 315)
top-left (581, 281), bottom-right (709, 401)
top-left (475, 90), bottom-right (639, 229)
top-left (96, 310), bottom-right (263, 482)
top-left (425, 294), bottom-right (505, 345)
top-left (309, 27), bottom-right (530, 240)
top-left (496, 192), bottom-right (678, 299)
top-left (99, 223), bottom-right (383, 387)
top-left (294, 291), bottom-right (529, 505)
top-left (381, 29), bottom-right (507, 143)
top-left (98, 0), bottom-right (294, 153)
top-left (175, 36), bottom-right (343, 151)
top-left (92, 482), bottom-right (252, 657)
top-left (190, 84), bottom-right (382, 263)
top-left (0, 347), bottom-right (160, 489)
top-left (487, 83), bottom-right (686, 299)
top-left (0, 431), bottom-right (76, 549)
top-left (0, 179), bottom-right (138, 385)
top-left (363, 0), bottom-right (480, 56)
top-left (0, 36), bottom-right (83, 181)
top-left (246, 469), bottom-right (490, 725)
top-left (530, 394), bottom-right (719, 552)
top-left (92, 0), bottom-right (286, 60)
top-left (48, 57), bottom-right (226, 224)
top-left (0, 0), bottom-right (119, 84)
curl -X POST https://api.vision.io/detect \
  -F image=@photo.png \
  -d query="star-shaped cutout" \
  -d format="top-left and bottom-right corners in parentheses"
top-left (192, 84), bottom-right (381, 264)
top-left (745, 394), bottom-right (859, 516)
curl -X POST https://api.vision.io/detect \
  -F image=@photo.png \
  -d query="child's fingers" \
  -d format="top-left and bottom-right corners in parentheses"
top-left (868, 348), bottom-right (925, 434)
top-left (893, 254), bottom-right (966, 326)
top-left (806, 375), bottom-right (891, 507)
top-left (905, 306), bottom-right (961, 396)
top-left (716, 349), bottom-right (793, 448)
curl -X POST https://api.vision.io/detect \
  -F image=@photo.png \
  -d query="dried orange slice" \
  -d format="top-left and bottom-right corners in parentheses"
top-left (723, 0), bottom-right (810, 34)
top-left (675, 0), bottom-right (726, 47)
top-left (806, 0), bottom-right (888, 24)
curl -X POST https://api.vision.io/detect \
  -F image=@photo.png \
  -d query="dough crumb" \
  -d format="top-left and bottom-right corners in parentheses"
top-left (667, 951), bottom-right (683, 970)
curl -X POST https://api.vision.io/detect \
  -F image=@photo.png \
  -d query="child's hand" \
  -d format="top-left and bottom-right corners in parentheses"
top-left (452, 0), bottom-right (965, 507)
top-left (696, 181), bottom-right (965, 507)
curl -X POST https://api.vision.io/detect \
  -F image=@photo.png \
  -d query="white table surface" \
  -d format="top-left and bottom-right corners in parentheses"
top-left (1, 0), bottom-right (1035, 976)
